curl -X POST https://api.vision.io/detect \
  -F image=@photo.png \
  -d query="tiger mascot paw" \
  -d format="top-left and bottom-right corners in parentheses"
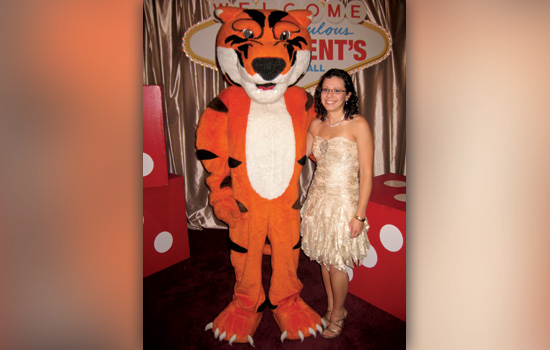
top-left (273, 296), bottom-right (323, 342)
top-left (205, 301), bottom-right (262, 346)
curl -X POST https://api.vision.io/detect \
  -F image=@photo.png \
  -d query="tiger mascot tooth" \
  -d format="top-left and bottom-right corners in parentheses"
top-left (196, 6), bottom-right (322, 345)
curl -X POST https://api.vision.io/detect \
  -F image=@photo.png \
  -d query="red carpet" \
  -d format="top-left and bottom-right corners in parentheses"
top-left (144, 228), bottom-right (405, 349)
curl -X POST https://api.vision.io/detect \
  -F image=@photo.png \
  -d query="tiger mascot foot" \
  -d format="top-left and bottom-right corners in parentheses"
top-left (204, 301), bottom-right (262, 346)
top-left (272, 297), bottom-right (324, 342)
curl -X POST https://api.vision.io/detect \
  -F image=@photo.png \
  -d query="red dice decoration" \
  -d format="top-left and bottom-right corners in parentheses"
top-left (143, 85), bottom-right (190, 277)
top-left (143, 85), bottom-right (169, 188)
top-left (348, 173), bottom-right (406, 321)
top-left (143, 174), bottom-right (190, 277)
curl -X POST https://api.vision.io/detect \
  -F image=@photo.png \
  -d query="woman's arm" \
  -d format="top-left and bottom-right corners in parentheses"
top-left (306, 118), bottom-right (320, 160)
top-left (349, 115), bottom-right (374, 237)
top-left (306, 131), bottom-right (313, 157)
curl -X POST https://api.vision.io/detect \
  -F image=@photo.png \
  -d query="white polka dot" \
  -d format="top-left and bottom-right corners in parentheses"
top-left (384, 180), bottom-right (406, 188)
top-left (346, 266), bottom-right (354, 281)
top-left (380, 224), bottom-right (404, 252)
top-left (394, 193), bottom-right (406, 202)
top-left (143, 153), bottom-right (154, 176)
top-left (362, 245), bottom-right (378, 268)
top-left (154, 231), bottom-right (173, 253)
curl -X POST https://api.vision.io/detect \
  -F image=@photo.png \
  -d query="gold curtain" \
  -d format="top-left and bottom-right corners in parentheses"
top-left (143, 0), bottom-right (406, 230)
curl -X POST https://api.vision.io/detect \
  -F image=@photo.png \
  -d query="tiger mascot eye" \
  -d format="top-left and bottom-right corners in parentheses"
top-left (196, 6), bottom-right (322, 345)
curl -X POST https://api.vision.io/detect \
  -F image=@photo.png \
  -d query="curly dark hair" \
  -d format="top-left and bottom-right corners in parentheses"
top-left (314, 68), bottom-right (359, 121)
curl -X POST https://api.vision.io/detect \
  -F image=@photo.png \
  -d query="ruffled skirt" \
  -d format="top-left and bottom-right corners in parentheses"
top-left (300, 182), bottom-right (370, 273)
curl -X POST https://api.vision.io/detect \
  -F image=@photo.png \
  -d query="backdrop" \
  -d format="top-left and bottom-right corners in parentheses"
top-left (143, 0), bottom-right (406, 230)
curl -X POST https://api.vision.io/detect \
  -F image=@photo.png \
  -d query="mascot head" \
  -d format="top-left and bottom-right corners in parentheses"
top-left (215, 7), bottom-right (312, 104)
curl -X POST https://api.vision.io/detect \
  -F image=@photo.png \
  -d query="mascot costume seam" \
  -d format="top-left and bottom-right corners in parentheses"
top-left (196, 6), bottom-right (322, 345)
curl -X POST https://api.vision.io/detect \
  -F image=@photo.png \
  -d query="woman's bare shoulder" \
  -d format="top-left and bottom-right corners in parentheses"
top-left (350, 114), bottom-right (368, 124)
top-left (308, 117), bottom-right (323, 134)
top-left (349, 114), bottom-right (372, 141)
top-left (310, 117), bottom-right (323, 126)
top-left (350, 114), bottom-right (372, 130)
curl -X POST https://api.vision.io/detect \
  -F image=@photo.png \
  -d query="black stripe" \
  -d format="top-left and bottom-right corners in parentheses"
top-left (287, 36), bottom-right (307, 66)
top-left (306, 92), bottom-right (314, 110)
top-left (289, 71), bottom-right (307, 87)
top-left (225, 35), bottom-right (247, 46)
top-left (243, 9), bottom-right (266, 28)
top-left (297, 155), bottom-right (307, 166)
top-left (236, 200), bottom-right (248, 213)
top-left (287, 44), bottom-right (296, 66)
top-left (238, 44), bottom-right (250, 60)
top-left (289, 36), bottom-right (307, 49)
top-left (196, 149), bottom-right (218, 160)
top-left (207, 97), bottom-right (228, 113)
top-left (220, 176), bottom-right (231, 189)
top-left (256, 297), bottom-right (277, 312)
top-left (228, 157), bottom-right (242, 168)
top-left (268, 11), bottom-right (288, 28)
top-left (224, 73), bottom-right (241, 87)
top-left (293, 237), bottom-right (301, 249)
top-left (227, 235), bottom-right (247, 253)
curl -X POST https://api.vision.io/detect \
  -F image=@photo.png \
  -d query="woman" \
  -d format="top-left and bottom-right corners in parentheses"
top-left (301, 69), bottom-right (373, 339)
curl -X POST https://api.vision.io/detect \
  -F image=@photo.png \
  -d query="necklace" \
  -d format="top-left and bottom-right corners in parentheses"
top-left (326, 113), bottom-right (346, 127)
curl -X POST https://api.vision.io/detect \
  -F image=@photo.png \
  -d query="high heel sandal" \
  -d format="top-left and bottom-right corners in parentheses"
top-left (321, 310), bottom-right (347, 339)
top-left (322, 310), bottom-right (332, 328)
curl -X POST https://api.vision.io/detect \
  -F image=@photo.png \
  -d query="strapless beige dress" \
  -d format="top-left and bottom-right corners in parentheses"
top-left (301, 136), bottom-right (370, 272)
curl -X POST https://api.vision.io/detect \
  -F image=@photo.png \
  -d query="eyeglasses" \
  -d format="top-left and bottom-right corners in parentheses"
top-left (320, 88), bottom-right (346, 95)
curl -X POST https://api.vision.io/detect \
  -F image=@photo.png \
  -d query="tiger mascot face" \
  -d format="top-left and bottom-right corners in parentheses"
top-left (215, 7), bottom-right (312, 104)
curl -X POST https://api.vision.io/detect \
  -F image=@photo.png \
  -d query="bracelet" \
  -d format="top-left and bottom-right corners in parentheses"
top-left (354, 215), bottom-right (366, 222)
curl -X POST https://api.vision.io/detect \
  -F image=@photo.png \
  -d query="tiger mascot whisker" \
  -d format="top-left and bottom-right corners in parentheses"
top-left (196, 6), bottom-right (322, 345)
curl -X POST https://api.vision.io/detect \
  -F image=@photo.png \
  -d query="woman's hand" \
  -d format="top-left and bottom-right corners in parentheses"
top-left (349, 217), bottom-right (365, 238)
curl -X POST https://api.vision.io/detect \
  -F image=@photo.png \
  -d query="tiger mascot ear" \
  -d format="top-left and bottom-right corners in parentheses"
top-left (214, 7), bottom-right (313, 104)
top-left (214, 6), bottom-right (242, 23)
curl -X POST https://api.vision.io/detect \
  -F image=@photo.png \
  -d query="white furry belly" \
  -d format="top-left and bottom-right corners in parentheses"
top-left (246, 100), bottom-right (295, 199)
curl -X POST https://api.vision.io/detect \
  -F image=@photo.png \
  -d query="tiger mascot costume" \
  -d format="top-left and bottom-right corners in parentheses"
top-left (196, 6), bottom-right (323, 345)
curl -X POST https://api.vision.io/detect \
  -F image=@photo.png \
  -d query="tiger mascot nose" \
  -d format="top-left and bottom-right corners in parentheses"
top-left (252, 57), bottom-right (286, 81)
